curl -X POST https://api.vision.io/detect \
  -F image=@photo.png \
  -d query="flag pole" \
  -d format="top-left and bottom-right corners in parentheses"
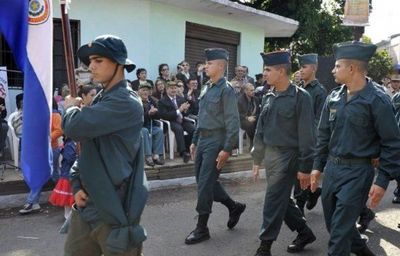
top-left (60, 0), bottom-right (77, 97)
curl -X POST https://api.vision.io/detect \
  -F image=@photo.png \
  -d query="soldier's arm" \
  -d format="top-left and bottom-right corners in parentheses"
top-left (63, 94), bottom-right (143, 141)
top-left (251, 112), bottom-right (265, 166)
top-left (312, 95), bottom-right (331, 172)
top-left (222, 87), bottom-right (239, 152)
top-left (373, 98), bottom-right (400, 189)
top-left (297, 92), bottom-right (316, 173)
top-left (314, 88), bottom-right (328, 126)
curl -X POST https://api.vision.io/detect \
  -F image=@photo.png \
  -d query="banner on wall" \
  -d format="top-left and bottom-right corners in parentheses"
top-left (0, 66), bottom-right (12, 118)
top-left (343, 0), bottom-right (370, 26)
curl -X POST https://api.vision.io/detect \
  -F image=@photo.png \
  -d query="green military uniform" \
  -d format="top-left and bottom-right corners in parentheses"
top-left (314, 41), bottom-right (400, 255)
top-left (253, 51), bottom-right (316, 256)
top-left (63, 35), bottom-right (147, 256)
top-left (192, 77), bottom-right (239, 214)
top-left (185, 48), bottom-right (245, 245)
top-left (294, 54), bottom-right (327, 212)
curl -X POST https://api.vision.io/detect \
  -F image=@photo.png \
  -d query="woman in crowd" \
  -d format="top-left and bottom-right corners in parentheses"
top-left (158, 63), bottom-right (171, 82)
top-left (131, 68), bottom-right (154, 91)
top-left (77, 83), bottom-right (97, 106)
top-left (152, 79), bottom-right (166, 103)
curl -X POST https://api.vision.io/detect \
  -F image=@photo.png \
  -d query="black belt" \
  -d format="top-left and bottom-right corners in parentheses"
top-left (199, 129), bottom-right (225, 137)
top-left (328, 155), bottom-right (371, 166)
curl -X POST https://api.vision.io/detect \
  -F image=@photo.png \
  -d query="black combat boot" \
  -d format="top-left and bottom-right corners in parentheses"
top-left (306, 187), bottom-right (321, 210)
top-left (227, 201), bottom-right (246, 229)
top-left (185, 214), bottom-right (210, 245)
top-left (287, 226), bottom-right (316, 253)
top-left (255, 240), bottom-right (273, 256)
top-left (351, 245), bottom-right (376, 256)
top-left (358, 208), bottom-right (375, 233)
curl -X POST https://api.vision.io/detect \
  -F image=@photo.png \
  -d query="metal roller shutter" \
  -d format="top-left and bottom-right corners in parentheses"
top-left (185, 22), bottom-right (240, 80)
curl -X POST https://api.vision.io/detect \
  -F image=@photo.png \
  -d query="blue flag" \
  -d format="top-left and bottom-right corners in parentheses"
top-left (0, 0), bottom-right (53, 190)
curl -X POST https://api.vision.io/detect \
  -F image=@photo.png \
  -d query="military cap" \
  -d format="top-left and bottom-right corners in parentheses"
top-left (298, 53), bottom-right (318, 65)
top-left (260, 51), bottom-right (291, 66)
top-left (204, 48), bottom-right (229, 61)
top-left (391, 74), bottom-right (400, 81)
top-left (333, 41), bottom-right (377, 62)
top-left (138, 82), bottom-right (152, 90)
top-left (77, 35), bottom-right (136, 73)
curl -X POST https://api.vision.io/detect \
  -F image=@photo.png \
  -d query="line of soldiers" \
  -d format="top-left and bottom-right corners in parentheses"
top-left (61, 35), bottom-right (400, 256)
top-left (185, 42), bottom-right (400, 256)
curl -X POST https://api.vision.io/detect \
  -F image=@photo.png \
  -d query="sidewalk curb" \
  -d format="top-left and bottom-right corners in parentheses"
top-left (0, 169), bottom-right (266, 209)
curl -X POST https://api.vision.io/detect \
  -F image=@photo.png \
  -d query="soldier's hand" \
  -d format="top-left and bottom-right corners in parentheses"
top-left (74, 189), bottom-right (88, 208)
top-left (216, 150), bottom-right (230, 170)
top-left (189, 143), bottom-right (196, 161)
top-left (64, 95), bottom-right (82, 109)
top-left (252, 165), bottom-right (260, 182)
top-left (297, 172), bottom-right (310, 190)
top-left (371, 158), bottom-right (379, 168)
top-left (368, 184), bottom-right (386, 209)
top-left (310, 170), bottom-right (322, 192)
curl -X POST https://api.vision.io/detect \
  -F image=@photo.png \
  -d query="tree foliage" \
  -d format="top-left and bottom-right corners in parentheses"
top-left (360, 36), bottom-right (393, 82)
top-left (231, 0), bottom-right (353, 57)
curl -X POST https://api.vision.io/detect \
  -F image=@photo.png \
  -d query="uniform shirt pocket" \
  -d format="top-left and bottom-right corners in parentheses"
top-left (349, 116), bottom-right (368, 127)
top-left (278, 110), bottom-right (295, 119)
top-left (206, 96), bottom-right (221, 112)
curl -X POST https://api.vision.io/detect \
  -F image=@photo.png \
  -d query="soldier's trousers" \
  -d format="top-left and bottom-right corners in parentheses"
top-left (322, 160), bottom-right (374, 256)
top-left (259, 146), bottom-right (307, 241)
top-left (195, 133), bottom-right (232, 215)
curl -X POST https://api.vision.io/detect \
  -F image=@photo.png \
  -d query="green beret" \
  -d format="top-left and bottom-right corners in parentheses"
top-left (333, 41), bottom-right (377, 62)
top-left (260, 51), bottom-right (291, 66)
top-left (204, 48), bottom-right (229, 61)
top-left (298, 53), bottom-right (318, 65)
top-left (77, 35), bottom-right (136, 73)
top-left (138, 82), bottom-right (152, 89)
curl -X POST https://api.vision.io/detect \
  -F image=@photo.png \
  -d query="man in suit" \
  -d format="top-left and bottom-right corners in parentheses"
top-left (185, 77), bottom-right (200, 117)
top-left (195, 61), bottom-right (209, 86)
top-left (158, 81), bottom-right (194, 163)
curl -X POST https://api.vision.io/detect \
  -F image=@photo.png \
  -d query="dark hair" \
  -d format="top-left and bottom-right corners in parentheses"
top-left (188, 77), bottom-right (198, 82)
top-left (195, 61), bottom-right (203, 67)
top-left (255, 73), bottom-right (263, 80)
top-left (16, 93), bottom-right (23, 110)
top-left (52, 97), bottom-right (58, 110)
top-left (77, 84), bottom-right (96, 98)
top-left (158, 63), bottom-right (169, 77)
top-left (136, 68), bottom-right (147, 79)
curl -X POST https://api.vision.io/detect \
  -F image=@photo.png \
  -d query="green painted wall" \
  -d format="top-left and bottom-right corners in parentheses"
top-left (54, 0), bottom-right (265, 81)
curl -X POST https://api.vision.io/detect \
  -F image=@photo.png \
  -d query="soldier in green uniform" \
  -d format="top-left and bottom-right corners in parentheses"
top-left (252, 50), bottom-right (316, 256)
top-left (185, 48), bottom-right (246, 245)
top-left (293, 53), bottom-right (327, 213)
top-left (311, 41), bottom-right (400, 256)
top-left (63, 35), bottom-right (148, 256)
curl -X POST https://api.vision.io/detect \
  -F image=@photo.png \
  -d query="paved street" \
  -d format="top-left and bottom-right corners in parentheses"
top-left (0, 179), bottom-right (399, 256)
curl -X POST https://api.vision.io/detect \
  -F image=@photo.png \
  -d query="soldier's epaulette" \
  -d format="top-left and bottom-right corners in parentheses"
top-left (225, 80), bottom-right (234, 90)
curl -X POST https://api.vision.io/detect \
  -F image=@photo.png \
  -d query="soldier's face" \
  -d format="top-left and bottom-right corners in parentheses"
top-left (300, 64), bottom-right (315, 81)
top-left (89, 55), bottom-right (118, 83)
top-left (263, 66), bottom-right (281, 86)
top-left (205, 60), bottom-right (224, 78)
top-left (332, 60), bottom-right (350, 84)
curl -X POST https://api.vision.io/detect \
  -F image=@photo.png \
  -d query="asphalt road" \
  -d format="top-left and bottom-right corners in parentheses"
top-left (0, 179), bottom-right (399, 256)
